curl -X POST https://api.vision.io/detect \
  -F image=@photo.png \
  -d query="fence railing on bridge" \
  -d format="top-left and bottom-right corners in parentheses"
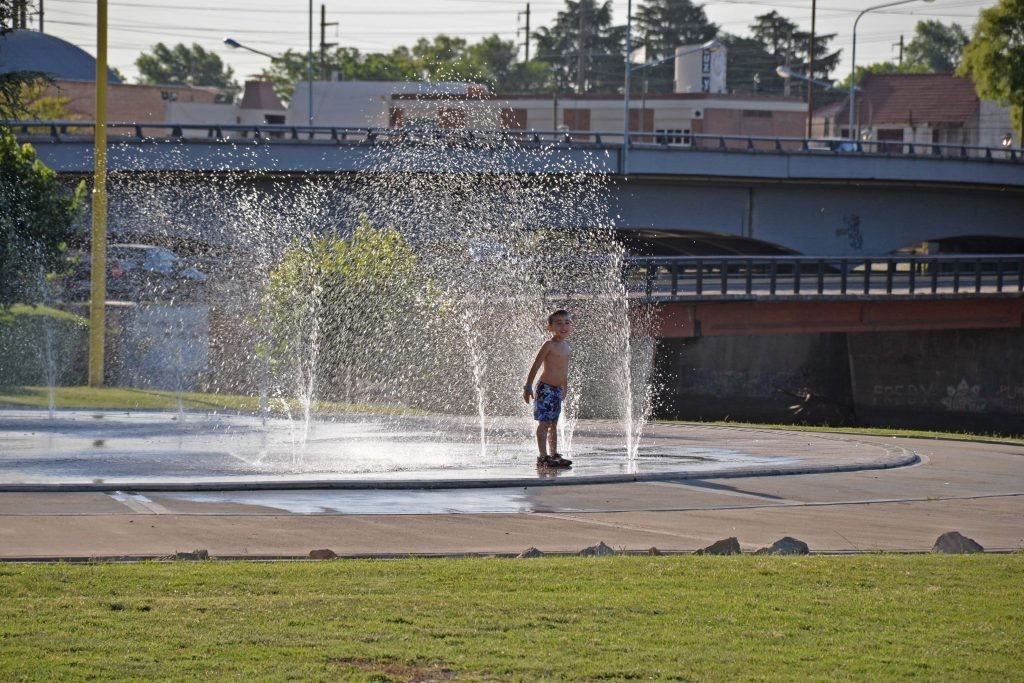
top-left (8, 120), bottom-right (1021, 164)
top-left (624, 254), bottom-right (1024, 302)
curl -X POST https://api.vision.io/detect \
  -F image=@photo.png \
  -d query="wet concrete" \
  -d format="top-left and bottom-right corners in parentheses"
top-left (0, 419), bottom-right (1020, 557)
top-left (0, 410), bottom-right (912, 490)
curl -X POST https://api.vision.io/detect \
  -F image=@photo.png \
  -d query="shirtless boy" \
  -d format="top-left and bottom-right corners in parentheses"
top-left (523, 309), bottom-right (574, 468)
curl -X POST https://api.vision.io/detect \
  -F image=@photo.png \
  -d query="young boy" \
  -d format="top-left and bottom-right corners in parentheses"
top-left (523, 309), bottom-right (574, 468)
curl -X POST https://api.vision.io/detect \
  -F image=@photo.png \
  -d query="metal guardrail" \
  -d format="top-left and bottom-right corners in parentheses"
top-left (7, 120), bottom-right (1021, 163)
top-left (624, 254), bottom-right (1024, 301)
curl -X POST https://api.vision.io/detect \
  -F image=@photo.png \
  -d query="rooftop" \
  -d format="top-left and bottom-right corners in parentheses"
top-left (821, 73), bottom-right (980, 125)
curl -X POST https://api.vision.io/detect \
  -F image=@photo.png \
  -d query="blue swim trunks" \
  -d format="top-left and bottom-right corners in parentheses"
top-left (533, 381), bottom-right (564, 422)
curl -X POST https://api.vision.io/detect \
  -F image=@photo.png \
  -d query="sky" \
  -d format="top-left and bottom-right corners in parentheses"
top-left (29, 0), bottom-right (998, 86)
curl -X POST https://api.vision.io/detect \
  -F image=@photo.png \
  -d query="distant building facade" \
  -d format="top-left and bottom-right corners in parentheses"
top-left (814, 73), bottom-right (1014, 149)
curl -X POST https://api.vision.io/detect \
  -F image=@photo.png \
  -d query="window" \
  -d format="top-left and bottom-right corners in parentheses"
top-left (655, 129), bottom-right (691, 146)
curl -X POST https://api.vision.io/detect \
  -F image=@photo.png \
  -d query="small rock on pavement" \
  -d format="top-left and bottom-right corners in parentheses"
top-left (172, 549), bottom-right (209, 561)
top-left (517, 547), bottom-right (543, 558)
top-left (309, 548), bottom-right (338, 560)
top-left (695, 537), bottom-right (741, 556)
top-left (754, 536), bottom-right (809, 556)
top-left (578, 541), bottom-right (616, 557)
top-left (932, 531), bottom-right (984, 554)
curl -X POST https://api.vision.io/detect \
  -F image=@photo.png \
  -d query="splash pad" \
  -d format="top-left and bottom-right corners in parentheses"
top-left (0, 409), bottom-right (916, 491)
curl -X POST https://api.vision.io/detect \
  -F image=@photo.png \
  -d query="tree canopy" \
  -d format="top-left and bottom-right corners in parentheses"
top-left (533, 0), bottom-right (625, 93)
top-left (135, 42), bottom-right (240, 101)
top-left (905, 20), bottom-right (969, 73)
top-left (0, 130), bottom-right (85, 308)
top-left (632, 0), bottom-right (718, 93)
top-left (959, 0), bottom-right (1024, 137)
top-left (748, 11), bottom-right (841, 96)
top-left (259, 35), bottom-right (547, 102)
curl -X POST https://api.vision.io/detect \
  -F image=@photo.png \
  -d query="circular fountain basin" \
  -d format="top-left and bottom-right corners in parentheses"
top-left (0, 409), bottom-right (917, 491)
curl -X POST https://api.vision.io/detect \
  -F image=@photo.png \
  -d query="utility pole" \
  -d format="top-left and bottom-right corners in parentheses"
top-left (518, 3), bottom-right (531, 61)
top-left (320, 4), bottom-right (338, 81)
top-left (806, 0), bottom-right (816, 138)
top-left (894, 35), bottom-right (904, 65)
top-left (577, 3), bottom-right (587, 93)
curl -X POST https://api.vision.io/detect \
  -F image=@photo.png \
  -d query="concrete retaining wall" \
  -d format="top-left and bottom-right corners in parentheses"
top-left (657, 328), bottom-right (1024, 436)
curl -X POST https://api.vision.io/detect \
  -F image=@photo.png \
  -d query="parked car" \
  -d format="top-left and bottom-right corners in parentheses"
top-left (61, 244), bottom-right (208, 301)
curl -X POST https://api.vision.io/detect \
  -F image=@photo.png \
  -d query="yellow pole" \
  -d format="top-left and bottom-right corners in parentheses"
top-left (88, 0), bottom-right (108, 387)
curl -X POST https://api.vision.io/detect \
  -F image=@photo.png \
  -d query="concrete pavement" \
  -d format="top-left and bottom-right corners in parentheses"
top-left (0, 430), bottom-right (1021, 559)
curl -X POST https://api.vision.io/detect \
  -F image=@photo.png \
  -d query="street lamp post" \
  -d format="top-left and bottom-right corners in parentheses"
top-left (621, 30), bottom-right (722, 175)
top-left (849, 0), bottom-right (934, 140)
top-left (224, 1), bottom-right (314, 127)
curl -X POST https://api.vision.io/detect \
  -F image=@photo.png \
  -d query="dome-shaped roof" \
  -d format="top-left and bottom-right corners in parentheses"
top-left (0, 29), bottom-right (121, 83)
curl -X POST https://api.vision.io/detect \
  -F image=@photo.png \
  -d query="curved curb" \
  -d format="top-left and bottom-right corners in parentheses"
top-left (0, 443), bottom-right (919, 493)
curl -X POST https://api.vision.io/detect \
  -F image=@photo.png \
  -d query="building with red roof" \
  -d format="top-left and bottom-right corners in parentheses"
top-left (814, 73), bottom-right (1014, 150)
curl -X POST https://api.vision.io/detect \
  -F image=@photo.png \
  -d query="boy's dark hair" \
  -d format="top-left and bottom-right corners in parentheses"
top-left (548, 309), bottom-right (570, 325)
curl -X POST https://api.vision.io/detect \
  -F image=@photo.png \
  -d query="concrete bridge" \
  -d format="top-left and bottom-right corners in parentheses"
top-left (15, 122), bottom-right (1024, 257)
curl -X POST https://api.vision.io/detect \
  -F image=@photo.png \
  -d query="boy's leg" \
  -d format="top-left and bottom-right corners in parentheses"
top-left (535, 421), bottom-right (550, 458)
top-left (547, 418), bottom-right (558, 458)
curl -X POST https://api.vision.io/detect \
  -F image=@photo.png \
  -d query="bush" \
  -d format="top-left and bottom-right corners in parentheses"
top-left (0, 305), bottom-right (88, 386)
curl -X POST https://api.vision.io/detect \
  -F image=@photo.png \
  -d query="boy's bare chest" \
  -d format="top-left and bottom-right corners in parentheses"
top-left (547, 342), bottom-right (571, 363)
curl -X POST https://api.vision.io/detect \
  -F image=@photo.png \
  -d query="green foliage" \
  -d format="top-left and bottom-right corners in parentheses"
top-left (263, 217), bottom-right (439, 405)
top-left (0, 72), bottom-right (51, 121)
top-left (633, 0), bottom-right (718, 93)
top-left (748, 11), bottom-right (841, 95)
top-left (260, 35), bottom-right (548, 101)
top-left (0, 129), bottom-right (85, 309)
top-left (959, 0), bottom-right (1024, 134)
top-left (905, 20), bottom-right (969, 73)
top-left (534, 0), bottom-right (626, 93)
top-left (0, 304), bottom-right (87, 386)
top-left (831, 61), bottom-right (928, 92)
top-left (134, 42), bottom-right (240, 101)
top-left (0, 556), bottom-right (1021, 680)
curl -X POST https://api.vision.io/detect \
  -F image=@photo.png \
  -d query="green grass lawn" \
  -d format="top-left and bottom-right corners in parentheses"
top-left (0, 556), bottom-right (1020, 681)
top-left (0, 385), bottom-right (414, 416)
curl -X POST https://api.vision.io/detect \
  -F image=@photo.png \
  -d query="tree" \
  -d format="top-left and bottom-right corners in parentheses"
top-left (263, 218), bottom-right (428, 404)
top-left (747, 11), bottom-right (841, 96)
top-left (0, 1), bottom-right (50, 122)
top-left (719, 34), bottom-right (777, 95)
top-left (632, 0), bottom-right (718, 94)
top-left (258, 35), bottom-right (541, 101)
top-left (135, 42), bottom-right (240, 101)
top-left (533, 0), bottom-right (625, 93)
top-left (0, 129), bottom-right (85, 308)
top-left (905, 20), bottom-right (969, 72)
top-left (959, 0), bottom-right (1024, 141)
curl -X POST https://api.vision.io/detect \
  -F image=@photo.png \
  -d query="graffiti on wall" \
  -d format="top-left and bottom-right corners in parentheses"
top-left (871, 383), bottom-right (937, 408)
top-left (940, 379), bottom-right (988, 413)
top-left (990, 385), bottom-right (1024, 416)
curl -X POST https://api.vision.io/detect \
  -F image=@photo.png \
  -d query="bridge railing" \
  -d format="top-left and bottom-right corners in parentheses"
top-left (623, 254), bottom-right (1024, 301)
top-left (7, 120), bottom-right (1020, 164)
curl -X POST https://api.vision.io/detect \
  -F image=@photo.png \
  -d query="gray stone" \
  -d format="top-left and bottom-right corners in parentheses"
top-left (695, 537), bottom-right (741, 555)
top-left (754, 536), bottom-right (809, 555)
top-left (517, 547), bottom-right (543, 559)
top-left (578, 541), bottom-right (615, 557)
top-left (309, 548), bottom-right (338, 559)
top-left (172, 549), bottom-right (209, 561)
top-left (932, 531), bottom-right (984, 554)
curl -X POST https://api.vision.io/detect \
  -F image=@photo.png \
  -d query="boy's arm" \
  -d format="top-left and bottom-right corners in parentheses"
top-left (523, 342), bottom-right (550, 403)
